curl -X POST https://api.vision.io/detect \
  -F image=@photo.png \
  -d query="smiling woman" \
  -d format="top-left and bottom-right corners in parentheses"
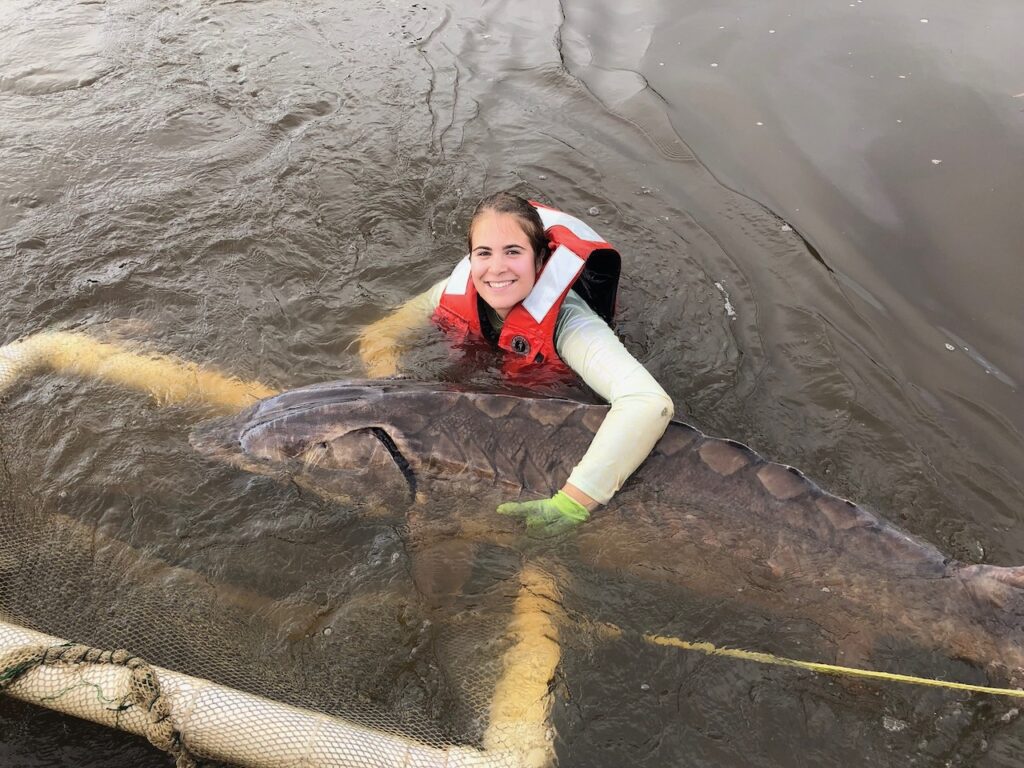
top-left (467, 200), bottom-right (547, 316)
top-left (357, 192), bottom-right (675, 536)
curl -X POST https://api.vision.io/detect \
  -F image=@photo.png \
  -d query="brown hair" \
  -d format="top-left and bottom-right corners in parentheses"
top-left (467, 192), bottom-right (549, 267)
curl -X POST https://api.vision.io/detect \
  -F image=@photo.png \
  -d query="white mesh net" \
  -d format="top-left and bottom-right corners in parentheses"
top-left (0, 332), bottom-right (561, 768)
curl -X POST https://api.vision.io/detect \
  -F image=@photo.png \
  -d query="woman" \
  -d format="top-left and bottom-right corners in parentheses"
top-left (359, 193), bottom-right (673, 535)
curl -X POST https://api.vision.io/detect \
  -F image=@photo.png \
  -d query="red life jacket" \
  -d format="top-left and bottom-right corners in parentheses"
top-left (432, 201), bottom-right (621, 377)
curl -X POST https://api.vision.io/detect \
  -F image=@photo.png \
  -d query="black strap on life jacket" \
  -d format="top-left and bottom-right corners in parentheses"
top-left (570, 248), bottom-right (620, 326)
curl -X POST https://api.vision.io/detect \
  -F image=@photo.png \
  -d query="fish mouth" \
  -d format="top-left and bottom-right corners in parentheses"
top-left (189, 379), bottom-right (482, 508)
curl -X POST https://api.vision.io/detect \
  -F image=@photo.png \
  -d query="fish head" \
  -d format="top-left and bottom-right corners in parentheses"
top-left (276, 425), bottom-right (415, 512)
top-left (191, 381), bottom-right (422, 514)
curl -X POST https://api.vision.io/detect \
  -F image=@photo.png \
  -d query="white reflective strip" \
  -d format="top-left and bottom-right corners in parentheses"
top-left (443, 254), bottom-right (472, 295)
top-left (535, 207), bottom-right (603, 243)
top-left (522, 245), bottom-right (585, 323)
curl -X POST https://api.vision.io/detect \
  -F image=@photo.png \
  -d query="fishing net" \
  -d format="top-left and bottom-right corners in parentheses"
top-left (0, 333), bottom-right (561, 768)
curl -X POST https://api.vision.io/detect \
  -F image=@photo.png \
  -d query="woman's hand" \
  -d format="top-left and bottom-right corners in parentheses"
top-left (497, 487), bottom-right (595, 538)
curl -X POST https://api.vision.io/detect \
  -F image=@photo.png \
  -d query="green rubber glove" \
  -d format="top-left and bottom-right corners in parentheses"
top-left (497, 491), bottom-right (590, 538)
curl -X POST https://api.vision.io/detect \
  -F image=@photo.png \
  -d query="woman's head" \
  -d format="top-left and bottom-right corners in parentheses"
top-left (467, 193), bottom-right (549, 262)
top-left (467, 193), bottom-right (549, 318)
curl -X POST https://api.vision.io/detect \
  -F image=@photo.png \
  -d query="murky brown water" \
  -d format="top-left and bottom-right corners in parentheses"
top-left (1, 0), bottom-right (1022, 765)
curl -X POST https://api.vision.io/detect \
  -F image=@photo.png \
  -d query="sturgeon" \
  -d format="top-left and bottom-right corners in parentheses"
top-left (190, 380), bottom-right (1024, 680)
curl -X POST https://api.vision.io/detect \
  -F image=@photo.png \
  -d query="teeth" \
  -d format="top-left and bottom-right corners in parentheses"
top-left (488, 280), bottom-right (514, 288)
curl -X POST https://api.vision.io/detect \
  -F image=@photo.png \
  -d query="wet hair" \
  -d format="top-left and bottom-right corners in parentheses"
top-left (467, 192), bottom-right (549, 267)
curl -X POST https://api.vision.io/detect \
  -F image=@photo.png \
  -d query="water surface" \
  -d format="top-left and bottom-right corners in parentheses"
top-left (1, 0), bottom-right (1021, 765)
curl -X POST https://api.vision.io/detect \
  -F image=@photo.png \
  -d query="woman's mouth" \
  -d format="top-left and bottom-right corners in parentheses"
top-left (486, 279), bottom-right (516, 290)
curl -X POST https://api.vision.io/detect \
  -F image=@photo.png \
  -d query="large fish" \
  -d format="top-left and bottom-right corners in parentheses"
top-left (190, 380), bottom-right (1024, 680)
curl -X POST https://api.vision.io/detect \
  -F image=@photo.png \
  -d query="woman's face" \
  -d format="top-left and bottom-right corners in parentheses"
top-left (469, 210), bottom-right (539, 319)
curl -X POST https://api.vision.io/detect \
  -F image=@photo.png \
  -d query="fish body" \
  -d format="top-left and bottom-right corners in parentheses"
top-left (190, 380), bottom-right (1024, 678)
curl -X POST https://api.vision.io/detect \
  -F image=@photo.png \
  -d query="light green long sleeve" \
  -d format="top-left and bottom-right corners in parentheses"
top-left (552, 292), bottom-right (674, 503)
top-left (358, 279), bottom-right (674, 504)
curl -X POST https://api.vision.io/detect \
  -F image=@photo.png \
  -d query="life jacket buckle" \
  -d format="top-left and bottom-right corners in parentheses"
top-left (510, 335), bottom-right (531, 356)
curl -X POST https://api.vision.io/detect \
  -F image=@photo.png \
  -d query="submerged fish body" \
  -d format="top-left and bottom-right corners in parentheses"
top-left (190, 380), bottom-right (1024, 678)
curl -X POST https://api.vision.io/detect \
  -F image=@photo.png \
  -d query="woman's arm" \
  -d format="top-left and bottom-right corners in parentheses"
top-left (555, 292), bottom-right (675, 506)
top-left (357, 280), bottom-right (446, 377)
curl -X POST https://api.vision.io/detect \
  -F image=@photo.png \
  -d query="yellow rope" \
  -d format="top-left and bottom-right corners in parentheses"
top-left (598, 623), bottom-right (1024, 698)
